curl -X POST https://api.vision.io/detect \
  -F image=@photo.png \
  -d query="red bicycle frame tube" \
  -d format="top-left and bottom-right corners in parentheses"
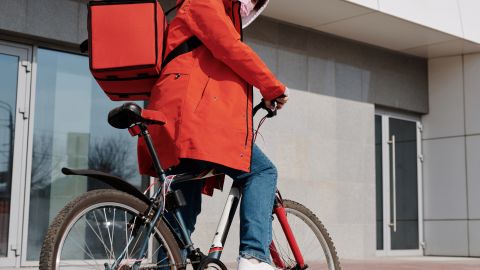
top-left (273, 205), bottom-right (306, 268)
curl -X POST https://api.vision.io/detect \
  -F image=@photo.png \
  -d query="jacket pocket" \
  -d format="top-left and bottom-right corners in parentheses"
top-left (194, 76), bottom-right (211, 113)
top-left (157, 61), bottom-right (191, 86)
top-left (156, 71), bottom-right (190, 91)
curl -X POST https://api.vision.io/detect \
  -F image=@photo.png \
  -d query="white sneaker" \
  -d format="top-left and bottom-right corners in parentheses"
top-left (237, 257), bottom-right (278, 270)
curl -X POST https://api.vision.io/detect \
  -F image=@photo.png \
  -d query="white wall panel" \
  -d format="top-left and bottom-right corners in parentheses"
top-left (423, 56), bottom-right (464, 139)
top-left (424, 220), bottom-right (469, 256)
top-left (457, 0), bottom-right (480, 43)
top-left (263, 0), bottom-right (371, 28)
top-left (378, 0), bottom-right (463, 38)
top-left (316, 12), bottom-right (454, 52)
top-left (464, 53), bottom-right (480, 135)
top-left (469, 221), bottom-right (480, 256)
top-left (343, 0), bottom-right (379, 10)
top-left (466, 135), bottom-right (480, 219)
top-left (423, 137), bottom-right (468, 220)
top-left (345, 0), bottom-right (480, 45)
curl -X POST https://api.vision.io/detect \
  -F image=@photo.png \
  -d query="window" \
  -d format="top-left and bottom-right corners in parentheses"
top-left (27, 48), bottom-right (147, 260)
top-left (0, 51), bottom-right (18, 258)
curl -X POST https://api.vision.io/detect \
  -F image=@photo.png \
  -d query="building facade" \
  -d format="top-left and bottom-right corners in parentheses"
top-left (0, 0), bottom-right (479, 268)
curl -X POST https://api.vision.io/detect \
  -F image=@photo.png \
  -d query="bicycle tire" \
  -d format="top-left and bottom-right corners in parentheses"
top-left (196, 258), bottom-right (227, 270)
top-left (272, 199), bottom-right (341, 270)
top-left (39, 189), bottom-right (183, 270)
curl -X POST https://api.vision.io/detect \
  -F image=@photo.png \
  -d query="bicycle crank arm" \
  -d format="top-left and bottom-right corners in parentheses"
top-left (291, 264), bottom-right (309, 270)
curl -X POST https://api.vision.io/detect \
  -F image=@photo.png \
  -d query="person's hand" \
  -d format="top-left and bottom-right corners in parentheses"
top-left (265, 87), bottom-right (290, 110)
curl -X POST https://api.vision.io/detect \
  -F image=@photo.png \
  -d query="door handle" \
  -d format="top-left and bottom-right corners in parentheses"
top-left (18, 107), bottom-right (28, 119)
top-left (388, 135), bottom-right (397, 232)
top-left (10, 245), bottom-right (20, 257)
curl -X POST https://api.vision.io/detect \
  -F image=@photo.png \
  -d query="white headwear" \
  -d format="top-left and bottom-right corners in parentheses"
top-left (240, 0), bottom-right (270, 29)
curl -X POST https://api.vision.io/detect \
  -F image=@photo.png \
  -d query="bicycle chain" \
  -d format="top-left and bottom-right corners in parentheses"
top-left (128, 259), bottom-right (201, 270)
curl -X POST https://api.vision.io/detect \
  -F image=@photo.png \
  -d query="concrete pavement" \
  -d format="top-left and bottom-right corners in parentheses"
top-left (223, 256), bottom-right (480, 270)
top-left (340, 257), bottom-right (480, 270)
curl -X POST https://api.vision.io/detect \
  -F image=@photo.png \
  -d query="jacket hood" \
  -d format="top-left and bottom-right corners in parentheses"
top-left (241, 0), bottom-right (269, 29)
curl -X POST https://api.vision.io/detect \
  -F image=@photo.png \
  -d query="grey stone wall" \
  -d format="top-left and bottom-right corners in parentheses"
top-left (0, 0), bottom-right (87, 45)
top-left (244, 17), bottom-right (428, 114)
top-left (191, 89), bottom-right (376, 262)
top-left (0, 0), bottom-right (176, 47)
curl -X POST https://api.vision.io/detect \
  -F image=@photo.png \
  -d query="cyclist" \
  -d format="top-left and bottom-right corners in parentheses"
top-left (137, 0), bottom-right (289, 269)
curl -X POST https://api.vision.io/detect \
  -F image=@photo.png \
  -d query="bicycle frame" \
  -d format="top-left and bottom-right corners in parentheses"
top-left (159, 180), bottom-right (307, 269)
top-left (204, 186), bottom-right (308, 270)
top-left (113, 122), bottom-right (307, 270)
top-left (205, 181), bottom-right (242, 259)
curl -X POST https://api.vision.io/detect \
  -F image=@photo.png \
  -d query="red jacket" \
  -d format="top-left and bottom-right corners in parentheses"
top-left (138, 0), bottom-right (285, 176)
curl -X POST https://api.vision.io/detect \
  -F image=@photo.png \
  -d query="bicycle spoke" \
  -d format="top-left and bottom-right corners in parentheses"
top-left (85, 216), bottom-right (113, 260)
top-left (92, 209), bottom-right (115, 260)
top-left (272, 229), bottom-right (295, 266)
top-left (130, 228), bottom-right (145, 257)
top-left (125, 212), bottom-right (129, 260)
top-left (119, 214), bottom-right (137, 262)
top-left (70, 226), bottom-right (100, 266)
top-left (156, 252), bottom-right (168, 266)
top-left (103, 208), bottom-right (115, 260)
top-left (152, 243), bottom-right (164, 259)
top-left (112, 208), bottom-right (117, 258)
top-left (303, 234), bottom-right (318, 257)
top-left (112, 215), bottom-right (139, 267)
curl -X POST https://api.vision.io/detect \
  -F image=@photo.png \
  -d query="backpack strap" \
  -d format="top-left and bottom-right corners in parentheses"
top-left (161, 36), bottom-right (202, 69)
top-left (164, 0), bottom-right (185, 16)
top-left (161, 0), bottom-right (202, 69)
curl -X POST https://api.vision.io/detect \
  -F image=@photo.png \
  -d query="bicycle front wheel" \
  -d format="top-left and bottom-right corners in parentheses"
top-left (40, 189), bottom-right (183, 270)
top-left (271, 199), bottom-right (341, 270)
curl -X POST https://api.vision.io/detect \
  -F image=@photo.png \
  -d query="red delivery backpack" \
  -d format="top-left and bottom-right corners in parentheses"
top-left (85, 0), bottom-right (199, 101)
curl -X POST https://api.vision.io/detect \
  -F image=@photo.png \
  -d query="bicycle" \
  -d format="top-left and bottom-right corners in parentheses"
top-left (39, 102), bottom-right (341, 270)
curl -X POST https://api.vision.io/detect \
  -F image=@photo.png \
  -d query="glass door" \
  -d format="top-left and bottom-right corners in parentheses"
top-left (0, 42), bottom-right (32, 266)
top-left (21, 48), bottom-right (147, 265)
top-left (375, 114), bottom-right (424, 255)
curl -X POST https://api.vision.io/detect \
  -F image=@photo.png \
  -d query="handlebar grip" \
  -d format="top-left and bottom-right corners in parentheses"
top-left (253, 99), bottom-right (277, 118)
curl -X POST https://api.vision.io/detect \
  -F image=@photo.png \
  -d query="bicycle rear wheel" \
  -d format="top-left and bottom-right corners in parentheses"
top-left (271, 199), bottom-right (341, 270)
top-left (40, 189), bottom-right (183, 270)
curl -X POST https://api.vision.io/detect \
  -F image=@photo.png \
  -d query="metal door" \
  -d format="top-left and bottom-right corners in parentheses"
top-left (375, 114), bottom-right (424, 255)
top-left (0, 42), bottom-right (32, 266)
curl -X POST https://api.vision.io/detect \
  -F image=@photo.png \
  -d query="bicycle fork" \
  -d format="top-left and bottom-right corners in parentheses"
top-left (205, 187), bottom-right (308, 270)
top-left (270, 191), bottom-right (308, 270)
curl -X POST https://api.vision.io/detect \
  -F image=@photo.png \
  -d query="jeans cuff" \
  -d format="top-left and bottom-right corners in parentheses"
top-left (239, 251), bottom-right (271, 264)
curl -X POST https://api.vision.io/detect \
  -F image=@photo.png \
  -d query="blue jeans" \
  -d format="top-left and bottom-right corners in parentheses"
top-left (164, 144), bottom-right (278, 264)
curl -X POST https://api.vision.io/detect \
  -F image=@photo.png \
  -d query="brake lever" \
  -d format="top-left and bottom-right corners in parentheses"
top-left (252, 99), bottom-right (277, 118)
top-left (265, 101), bottom-right (277, 118)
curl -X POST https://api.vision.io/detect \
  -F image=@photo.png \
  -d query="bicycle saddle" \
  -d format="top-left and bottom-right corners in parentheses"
top-left (108, 102), bottom-right (166, 129)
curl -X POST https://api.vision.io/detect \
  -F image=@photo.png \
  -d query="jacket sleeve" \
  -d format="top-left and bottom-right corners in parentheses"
top-left (183, 0), bottom-right (285, 100)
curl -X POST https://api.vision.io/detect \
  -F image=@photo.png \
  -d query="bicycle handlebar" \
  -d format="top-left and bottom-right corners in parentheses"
top-left (253, 99), bottom-right (277, 118)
